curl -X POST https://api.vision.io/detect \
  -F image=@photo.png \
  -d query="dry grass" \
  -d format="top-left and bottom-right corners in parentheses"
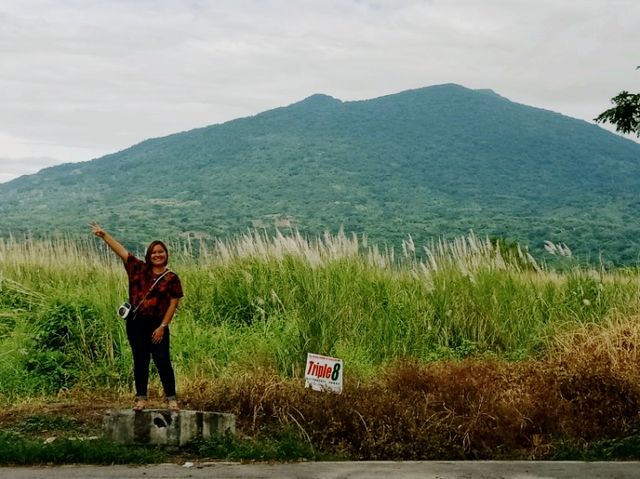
top-left (171, 317), bottom-right (640, 459)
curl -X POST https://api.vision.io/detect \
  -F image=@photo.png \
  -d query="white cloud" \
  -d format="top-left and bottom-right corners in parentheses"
top-left (0, 0), bottom-right (638, 183)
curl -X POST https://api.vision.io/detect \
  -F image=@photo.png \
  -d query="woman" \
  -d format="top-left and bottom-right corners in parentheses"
top-left (91, 223), bottom-right (183, 411)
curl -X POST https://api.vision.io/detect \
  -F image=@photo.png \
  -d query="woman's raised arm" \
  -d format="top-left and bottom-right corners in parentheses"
top-left (90, 223), bottom-right (129, 262)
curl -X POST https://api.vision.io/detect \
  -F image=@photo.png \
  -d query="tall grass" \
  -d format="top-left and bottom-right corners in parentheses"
top-left (0, 230), bottom-right (638, 398)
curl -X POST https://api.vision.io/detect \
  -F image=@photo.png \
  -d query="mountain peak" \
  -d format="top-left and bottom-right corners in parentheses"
top-left (300, 93), bottom-right (341, 103)
top-left (292, 93), bottom-right (342, 109)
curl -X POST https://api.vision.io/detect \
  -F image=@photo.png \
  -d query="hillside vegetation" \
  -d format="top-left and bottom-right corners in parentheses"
top-left (1, 84), bottom-right (640, 263)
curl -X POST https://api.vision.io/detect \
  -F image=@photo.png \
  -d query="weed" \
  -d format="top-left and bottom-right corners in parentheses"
top-left (15, 414), bottom-right (78, 434)
top-left (0, 431), bottom-right (166, 465)
top-left (550, 429), bottom-right (640, 460)
top-left (187, 429), bottom-right (319, 461)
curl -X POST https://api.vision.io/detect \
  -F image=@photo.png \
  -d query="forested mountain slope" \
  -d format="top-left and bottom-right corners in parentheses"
top-left (2, 84), bottom-right (639, 262)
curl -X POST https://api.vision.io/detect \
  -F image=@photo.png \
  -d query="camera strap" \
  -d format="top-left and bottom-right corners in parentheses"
top-left (131, 269), bottom-right (171, 315)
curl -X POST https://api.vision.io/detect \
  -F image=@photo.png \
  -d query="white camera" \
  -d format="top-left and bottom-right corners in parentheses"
top-left (117, 302), bottom-right (132, 320)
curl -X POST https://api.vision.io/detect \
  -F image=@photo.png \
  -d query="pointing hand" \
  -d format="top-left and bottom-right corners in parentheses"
top-left (89, 222), bottom-right (106, 238)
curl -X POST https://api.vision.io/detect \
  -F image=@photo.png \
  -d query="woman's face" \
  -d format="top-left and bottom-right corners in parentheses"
top-left (150, 244), bottom-right (168, 267)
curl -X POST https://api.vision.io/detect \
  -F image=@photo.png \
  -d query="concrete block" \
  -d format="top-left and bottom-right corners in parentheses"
top-left (102, 409), bottom-right (235, 446)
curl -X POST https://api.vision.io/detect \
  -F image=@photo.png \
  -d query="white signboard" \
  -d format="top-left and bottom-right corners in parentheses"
top-left (304, 353), bottom-right (343, 393)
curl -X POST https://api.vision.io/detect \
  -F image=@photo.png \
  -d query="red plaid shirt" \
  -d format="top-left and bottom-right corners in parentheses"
top-left (125, 253), bottom-right (183, 319)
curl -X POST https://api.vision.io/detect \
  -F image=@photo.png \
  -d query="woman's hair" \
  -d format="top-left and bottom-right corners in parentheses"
top-left (145, 240), bottom-right (169, 267)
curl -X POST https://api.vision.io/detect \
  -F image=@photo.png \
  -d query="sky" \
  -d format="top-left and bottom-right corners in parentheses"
top-left (1, 0), bottom-right (638, 184)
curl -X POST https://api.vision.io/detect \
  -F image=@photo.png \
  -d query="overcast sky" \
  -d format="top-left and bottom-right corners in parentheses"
top-left (1, 0), bottom-right (638, 183)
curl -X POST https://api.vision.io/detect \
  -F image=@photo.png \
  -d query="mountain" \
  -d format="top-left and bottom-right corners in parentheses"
top-left (2, 84), bottom-right (640, 263)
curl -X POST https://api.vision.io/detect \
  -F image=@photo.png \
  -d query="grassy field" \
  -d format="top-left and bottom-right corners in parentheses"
top-left (0, 231), bottom-right (639, 461)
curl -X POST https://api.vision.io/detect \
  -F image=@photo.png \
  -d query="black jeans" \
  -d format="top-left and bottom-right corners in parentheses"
top-left (126, 315), bottom-right (176, 400)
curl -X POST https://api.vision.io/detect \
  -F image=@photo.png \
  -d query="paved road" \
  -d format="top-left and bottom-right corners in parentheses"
top-left (2, 461), bottom-right (640, 479)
